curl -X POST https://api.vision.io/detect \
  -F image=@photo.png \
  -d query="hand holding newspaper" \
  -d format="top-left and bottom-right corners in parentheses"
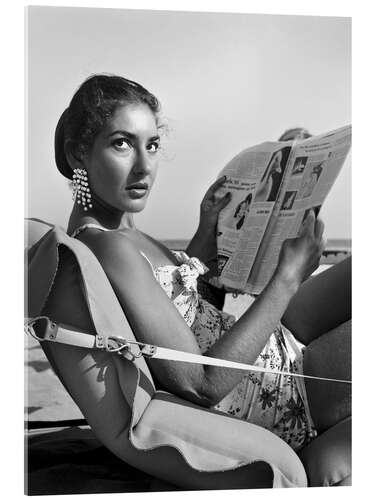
top-left (211, 125), bottom-right (351, 295)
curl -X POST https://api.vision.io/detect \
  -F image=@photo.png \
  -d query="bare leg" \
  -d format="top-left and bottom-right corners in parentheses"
top-left (298, 416), bottom-right (351, 486)
top-left (283, 259), bottom-right (352, 434)
top-left (282, 256), bottom-right (351, 345)
top-left (303, 320), bottom-right (351, 432)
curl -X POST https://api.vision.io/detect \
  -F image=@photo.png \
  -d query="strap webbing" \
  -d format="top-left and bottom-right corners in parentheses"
top-left (25, 318), bottom-right (351, 385)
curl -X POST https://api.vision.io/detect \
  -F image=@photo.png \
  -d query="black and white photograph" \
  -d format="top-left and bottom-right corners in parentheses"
top-left (233, 193), bottom-right (253, 230)
top-left (292, 156), bottom-right (308, 176)
top-left (300, 161), bottom-right (325, 199)
top-left (254, 147), bottom-right (291, 202)
top-left (281, 190), bottom-right (298, 210)
top-left (22, 2), bottom-right (354, 496)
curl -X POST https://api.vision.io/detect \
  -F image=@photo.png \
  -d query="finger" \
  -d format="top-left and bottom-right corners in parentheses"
top-left (216, 192), bottom-right (232, 209)
top-left (322, 236), bottom-right (327, 251)
top-left (319, 237), bottom-right (326, 255)
top-left (299, 210), bottom-right (315, 237)
top-left (314, 218), bottom-right (325, 240)
top-left (204, 176), bottom-right (227, 199)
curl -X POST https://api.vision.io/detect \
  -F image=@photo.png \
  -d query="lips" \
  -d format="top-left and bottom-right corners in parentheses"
top-left (126, 182), bottom-right (149, 199)
top-left (126, 182), bottom-right (149, 191)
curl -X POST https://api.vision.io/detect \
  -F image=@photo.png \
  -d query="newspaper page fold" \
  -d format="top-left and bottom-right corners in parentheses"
top-left (212, 125), bottom-right (351, 294)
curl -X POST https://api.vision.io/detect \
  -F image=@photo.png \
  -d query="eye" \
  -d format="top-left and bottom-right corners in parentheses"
top-left (112, 138), bottom-right (132, 151)
top-left (147, 141), bottom-right (160, 154)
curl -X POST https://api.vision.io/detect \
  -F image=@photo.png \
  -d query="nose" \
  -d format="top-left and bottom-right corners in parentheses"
top-left (133, 149), bottom-right (152, 175)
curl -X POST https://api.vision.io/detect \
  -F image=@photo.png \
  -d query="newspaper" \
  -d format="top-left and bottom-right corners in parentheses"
top-left (212, 125), bottom-right (351, 295)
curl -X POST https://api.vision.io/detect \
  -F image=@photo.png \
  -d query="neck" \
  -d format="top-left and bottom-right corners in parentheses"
top-left (67, 202), bottom-right (135, 234)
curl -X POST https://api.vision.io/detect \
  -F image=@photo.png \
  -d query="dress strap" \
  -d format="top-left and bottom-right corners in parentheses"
top-left (70, 223), bottom-right (155, 272)
top-left (140, 251), bottom-right (155, 272)
top-left (70, 223), bottom-right (111, 239)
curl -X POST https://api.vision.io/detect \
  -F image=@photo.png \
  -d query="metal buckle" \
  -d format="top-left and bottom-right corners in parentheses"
top-left (24, 318), bottom-right (38, 340)
top-left (103, 336), bottom-right (157, 360)
top-left (25, 318), bottom-right (158, 362)
top-left (25, 317), bottom-right (57, 342)
top-left (104, 336), bottom-right (140, 362)
top-left (104, 335), bottom-right (130, 352)
top-left (138, 343), bottom-right (157, 358)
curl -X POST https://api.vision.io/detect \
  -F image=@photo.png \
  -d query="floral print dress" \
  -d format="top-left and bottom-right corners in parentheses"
top-left (153, 251), bottom-right (317, 452)
top-left (71, 225), bottom-right (317, 452)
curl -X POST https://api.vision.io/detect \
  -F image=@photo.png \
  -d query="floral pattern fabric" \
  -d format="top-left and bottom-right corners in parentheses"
top-left (153, 251), bottom-right (317, 451)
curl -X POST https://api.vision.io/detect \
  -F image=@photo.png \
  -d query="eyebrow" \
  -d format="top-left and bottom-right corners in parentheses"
top-left (107, 130), bottom-right (160, 141)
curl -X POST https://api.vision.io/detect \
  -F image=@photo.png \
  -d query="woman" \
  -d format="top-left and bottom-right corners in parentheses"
top-left (40, 74), bottom-right (350, 483)
top-left (233, 193), bottom-right (252, 230)
top-left (278, 127), bottom-right (312, 142)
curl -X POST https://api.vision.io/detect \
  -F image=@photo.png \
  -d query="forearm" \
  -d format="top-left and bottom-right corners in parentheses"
top-left (174, 213), bottom-right (322, 408)
top-left (197, 270), bottom-right (299, 405)
top-left (186, 227), bottom-right (215, 265)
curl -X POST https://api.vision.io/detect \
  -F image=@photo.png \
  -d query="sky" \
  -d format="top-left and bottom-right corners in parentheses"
top-left (26, 6), bottom-right (351, 240)
top-left (5, 3), bottom-right (370, 497)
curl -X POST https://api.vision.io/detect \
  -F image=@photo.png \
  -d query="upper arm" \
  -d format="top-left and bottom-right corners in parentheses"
top-left (80, 232), bottom-right (209, 405)
top-left (43, 342), bottom-right (132, 442)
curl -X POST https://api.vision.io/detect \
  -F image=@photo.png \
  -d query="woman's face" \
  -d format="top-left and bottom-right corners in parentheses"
top-left (83, 102), bottom-right (160, 213)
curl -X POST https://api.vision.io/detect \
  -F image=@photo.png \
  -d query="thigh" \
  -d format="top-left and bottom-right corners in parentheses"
top-left (298, 417), bottom-right (351, 487)
top-left (303, 321), bottom-right (351, 432)
top-left (282, 256), bottom-right (351, 345)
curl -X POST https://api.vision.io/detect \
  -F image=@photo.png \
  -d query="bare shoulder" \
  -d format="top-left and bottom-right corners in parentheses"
top-left (75, 228), bottom-right (151, 277)
top-left (70, 227), bottom-right (206, 402)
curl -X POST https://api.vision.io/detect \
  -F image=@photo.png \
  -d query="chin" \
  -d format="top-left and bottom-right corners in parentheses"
top-left (123, 198), bottom-right (149, 213)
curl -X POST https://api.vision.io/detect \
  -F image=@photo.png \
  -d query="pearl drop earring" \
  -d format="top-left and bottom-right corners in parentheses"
top-left (72, 168), bottom-right (93, 211)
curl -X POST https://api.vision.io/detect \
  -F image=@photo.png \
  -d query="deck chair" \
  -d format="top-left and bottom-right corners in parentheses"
top-left (24, 218), bottom-right (350, 493)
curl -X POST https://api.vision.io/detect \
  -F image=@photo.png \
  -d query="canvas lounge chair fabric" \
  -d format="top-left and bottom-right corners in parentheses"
top-left (26, 219), bottom-right (309, 490)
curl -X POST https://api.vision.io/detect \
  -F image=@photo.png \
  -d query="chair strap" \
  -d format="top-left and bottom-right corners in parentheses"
top-left (25, 316), bottom-right (351, 385)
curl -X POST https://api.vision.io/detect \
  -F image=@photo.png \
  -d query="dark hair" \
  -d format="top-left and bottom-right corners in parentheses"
top-left (55, 74), bottom-right (161, 179)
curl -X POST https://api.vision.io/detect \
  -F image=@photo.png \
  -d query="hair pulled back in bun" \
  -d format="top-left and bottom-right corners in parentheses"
top-left (278, 128), bottom-right (312, 142)
top-left (54, 74), bottom-right (161, 179)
